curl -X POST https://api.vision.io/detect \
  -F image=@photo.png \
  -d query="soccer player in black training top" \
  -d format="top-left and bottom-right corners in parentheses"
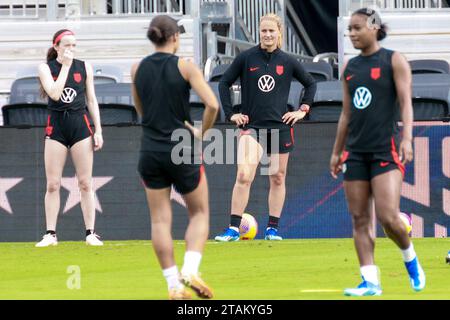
top-left (36, 29), bottom-right (104, 247)
top-left (215, 13), bottom-right (316, 242)
top-left (330, 8), bottom-right (425, 296)
top-left (131, 15), bottom-right (219, 300)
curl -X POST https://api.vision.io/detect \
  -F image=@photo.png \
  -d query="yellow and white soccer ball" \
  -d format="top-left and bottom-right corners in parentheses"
top-left (239, 213), bottom-right (258, 240)
top-left (383, 212), bottom-right (412, 236)
top-left (399, 212), bottom-right (413, 235)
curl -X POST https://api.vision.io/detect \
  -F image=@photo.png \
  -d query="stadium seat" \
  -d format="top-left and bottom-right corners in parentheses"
top-left (2, 103), bottom-right (48, 126)
top-left (308, 75), bottom-right (450, 122)
top-left (13, 65), bottom-right (118, 84)
top-left (2, 102), bottom-right (138, 126)
top-left (92, 64), bottom-right (123, 83)
top-left (94, 83), bottom-right (137, 125)
top-left (309, 80), bottom-right (343, 122)
top-left (9, 72), bottom-right (120, 106)
top-left (209, 64), bottom-right (231, 82)
top-left (94, 83), bottom-right (133, 105)
top-left (302, 61), bottom-right (334, 82)
top-left (411, 74), bottom-right (450, 120)
top-left (313, 52), bottom-right (340, 79)
top-left (410, 59), bottom-right (450, 74)
top-left (189, 89), bottom-right (205, 121)
top-left (97, 103), bottom-right (138, 125)
top-left (287, 81), bottom-right (304, 111)
top-left (9, 77), bottom-right (46, 105)
top-left (189, 83), bottom-right (227, 122)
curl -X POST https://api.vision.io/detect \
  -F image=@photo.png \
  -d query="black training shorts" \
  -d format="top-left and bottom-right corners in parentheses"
top-left (138, 151), bottom-right (203, 195)
top-left (45, 110), bottom-right (93, 148)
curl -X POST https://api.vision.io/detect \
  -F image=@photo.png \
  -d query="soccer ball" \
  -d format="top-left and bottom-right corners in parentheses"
top-left (399, 212), bottom-right (413, 236)
top-left (239, 213), bottom-right (258, 240)
top-left (446, 251), bottom-right (450, 264)
top-left (383, 212), bottom-right (412, 237)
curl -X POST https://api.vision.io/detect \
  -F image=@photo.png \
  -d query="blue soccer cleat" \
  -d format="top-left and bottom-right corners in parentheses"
top-left (344, 278), bottom-right (382, 297)
top-left (405, 257), bottom-right (426, 292)
top-left (264, 227), bottom-right (283, 241)
top-left (214, 228), bottom-right (240, 242)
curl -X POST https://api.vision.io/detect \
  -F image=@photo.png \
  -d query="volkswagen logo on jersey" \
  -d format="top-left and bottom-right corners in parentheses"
top-left (258, 75), bottom-right (275, 92)
top-left (353, 87), bottom-right (372, 109)
top-left (60, 87), bottom-right (77, 104)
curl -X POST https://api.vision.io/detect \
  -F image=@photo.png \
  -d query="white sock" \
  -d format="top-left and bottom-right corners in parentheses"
top-left (162, 265), bottom-right (182, 290)
top-left (360, 265), bottom-right (380, 286)
top-left (401, 243), bottom-right (417, 263)
top-left (181, 251), bottom-right (202, 276)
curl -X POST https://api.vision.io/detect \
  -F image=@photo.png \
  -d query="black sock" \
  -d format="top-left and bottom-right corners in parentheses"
top-left (46, 230), bottom-right (56, 235)
top-left (86, 229), bottom-right (94, 236)
top-left (230, 215), bottom-right (242, 229)
top-left (267, 215), bottom-right (280, 229)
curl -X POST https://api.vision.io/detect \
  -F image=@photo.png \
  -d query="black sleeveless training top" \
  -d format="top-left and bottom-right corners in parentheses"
top-left (47, 58), bottom-right (87, 112)
top-left (134, 52), bottom-right (192, 152)
top-left (343, 48), bottom-right (400, 153)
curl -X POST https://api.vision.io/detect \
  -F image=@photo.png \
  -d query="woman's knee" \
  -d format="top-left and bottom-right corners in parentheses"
top-left (377, 212), bottom-right (398, 230)
top-left (46, 180), bottom-right (61, 193)
top-left (236, 169), bottom-right (254, 186)
top-left (269, 170), bottom-right (286, 186)
top-left (351, 211), bottom-right (371, 229)
top-left (77, 178), bottom-right (93, 193)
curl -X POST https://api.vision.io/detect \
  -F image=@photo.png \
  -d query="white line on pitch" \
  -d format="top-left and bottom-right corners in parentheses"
top-left (300, 289), bottom-right (341, 293)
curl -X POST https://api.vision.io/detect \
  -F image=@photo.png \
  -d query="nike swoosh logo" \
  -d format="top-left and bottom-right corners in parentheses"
top-left (284, 143), bottom-right (292, 147)
top-left (249, 67), bottom-right (259, 72)
top-left (380, 161), bottom-right (390, 167)
top-left (346, 75), bottom-right (354, 81)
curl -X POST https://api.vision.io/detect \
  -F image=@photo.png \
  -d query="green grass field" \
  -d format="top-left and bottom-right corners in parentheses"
top-left (0, 238), bottom-right (449, 300)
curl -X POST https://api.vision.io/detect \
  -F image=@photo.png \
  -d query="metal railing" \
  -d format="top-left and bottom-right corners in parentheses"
top-left (340, 0), bottom-right (448, 15)
top-left (199, 0), bottom-right (318, 76)
top-left (0, 0), bottom-right (42, 18)
top-left (0, 0), bottom-right (184, 19)
top-left (103, 0), bottom-right (184, 16)
top-left (234, 0), bottom-right (316, 56)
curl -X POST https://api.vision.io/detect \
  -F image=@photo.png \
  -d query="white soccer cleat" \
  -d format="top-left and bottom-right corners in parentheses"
top-left (35, 234), bottom-right (58, 247)
top-left (344, 279), bottom-right (382, 297)
top-left (180, 273), bottom-right (214, 299)
top-left (86, 233), bottom-right (104, 246)
top-left (405, 257), bottom-right (426, 292)
top-left (168, 287), bottom-right (192, 300)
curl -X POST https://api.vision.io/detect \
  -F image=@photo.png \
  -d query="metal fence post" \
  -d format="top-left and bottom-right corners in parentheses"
top-left (47, 0), bottom-right (58, 20)
top-left (277, 0), bottom-right (287, 51)
top-left (206, 26), bottom-right (218, 59)
top-left (191, 0), bottom-right (203, 66)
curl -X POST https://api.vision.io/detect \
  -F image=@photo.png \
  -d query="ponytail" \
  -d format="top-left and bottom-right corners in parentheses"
top-left (146, 15), bottom-right (181, 47)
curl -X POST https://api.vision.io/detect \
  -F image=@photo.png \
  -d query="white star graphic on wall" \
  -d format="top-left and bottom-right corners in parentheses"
top-left (61, 176), bottom-right (113, 213)
top-left (0, 178), bottom-right (23, 214)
